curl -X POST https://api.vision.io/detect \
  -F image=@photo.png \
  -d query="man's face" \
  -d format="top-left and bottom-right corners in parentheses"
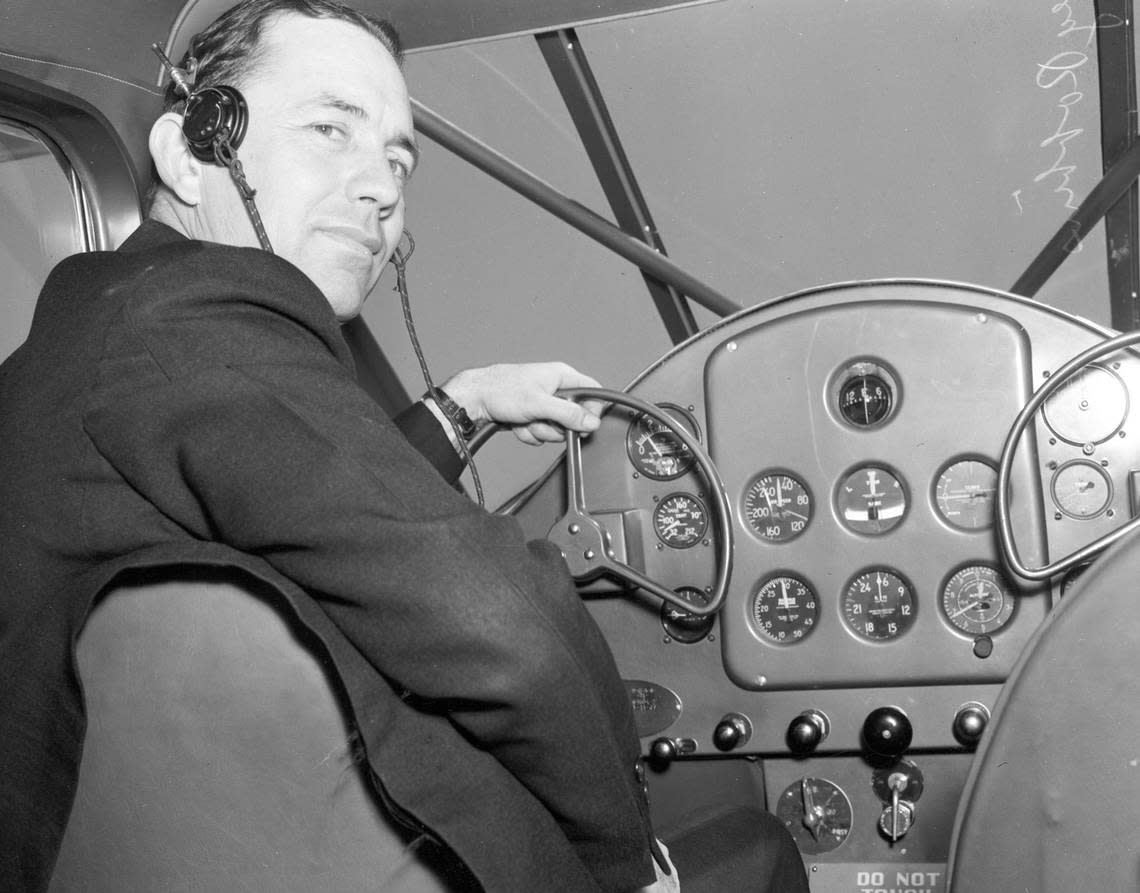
top-left (196, 13), bottom-right (417, 320)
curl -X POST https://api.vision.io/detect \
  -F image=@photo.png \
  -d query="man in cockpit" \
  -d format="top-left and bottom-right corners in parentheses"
top-left (0, 1), bottom-right (808, 890)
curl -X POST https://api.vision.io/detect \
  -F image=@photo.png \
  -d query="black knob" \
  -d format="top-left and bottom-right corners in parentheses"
top-left (649, 737), bottom-right (677, 768)
top-left (862, 706), bottom-right (913, 758)
top-left (786, 710), bottom-right (830, 755)
top-left (713, 713), bottom-right (752, 752)
top-left (952, 702), bottom-right (989, 747)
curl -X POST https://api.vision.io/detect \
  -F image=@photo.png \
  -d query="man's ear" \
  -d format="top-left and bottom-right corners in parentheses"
top-left (148, 113), bottom-right (203, 205)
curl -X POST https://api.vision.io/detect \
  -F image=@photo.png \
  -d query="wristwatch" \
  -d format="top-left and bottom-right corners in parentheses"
top-left (426, 387), bottom-right (478, 440)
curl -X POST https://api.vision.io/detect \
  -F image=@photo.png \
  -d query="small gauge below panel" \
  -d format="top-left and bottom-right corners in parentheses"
top-left (652, 492), bottom-right (708, 549)
top-left (775, 777), bottom-right (852, 855)
top-left (841, 568), bottom-right (916, 641)
top-left (625, 403), bottom-right (700, 480)
top-left (741, 471), bottom-right (812, 543)
top-left (751, 574), bottom-right (819, 645)
top-left (660, 587), bottom-right (714, 644)
top-left (941, 565), bottom-right (1015, 635)
top-left (837, 465), bottom-right (907, 535)
top-left (936, 459), bottom-right (997, 530)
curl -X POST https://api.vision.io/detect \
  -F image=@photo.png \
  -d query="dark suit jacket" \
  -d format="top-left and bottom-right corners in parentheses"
top-left (0, 221), bottom-right (658, 892)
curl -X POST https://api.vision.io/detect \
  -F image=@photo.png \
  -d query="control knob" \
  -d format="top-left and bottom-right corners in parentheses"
top-left (952, 701), bottom-right (990, 747)
top-left (786, 710), bottom-right (830, 755)
top-left (862, 706), bottom-right (913, 758)
top-left (713, 713), bottom-right (753, 752)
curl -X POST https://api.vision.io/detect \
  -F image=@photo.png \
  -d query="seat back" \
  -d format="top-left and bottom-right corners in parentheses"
top-left (946, 533), bottom-right (1140, 892)
top-left (50, 574), bottom-right (457, 892)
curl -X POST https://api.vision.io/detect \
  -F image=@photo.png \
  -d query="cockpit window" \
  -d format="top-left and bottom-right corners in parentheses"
top-left (0, 119), bottom-right (89, 363)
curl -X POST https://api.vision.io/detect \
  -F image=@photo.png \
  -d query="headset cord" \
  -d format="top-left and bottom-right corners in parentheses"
top-left (213, 135), bottom-right (274, 254)
top-left (392, 233), bottom-right (485, 507)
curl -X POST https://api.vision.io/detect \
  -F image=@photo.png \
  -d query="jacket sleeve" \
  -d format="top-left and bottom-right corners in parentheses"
top-left (82, 283), bottom-right (657, 892)
top-left (393, 400), bottom-right (465, 484)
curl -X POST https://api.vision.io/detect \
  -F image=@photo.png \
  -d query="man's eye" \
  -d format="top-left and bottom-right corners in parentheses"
top-left (312, 123), bottom-right (345, 140)
top-left (389, 157), bottom-right (411, 181)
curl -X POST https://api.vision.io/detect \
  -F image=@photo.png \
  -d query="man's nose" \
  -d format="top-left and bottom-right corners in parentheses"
top-left (349, 154), bottom-right (402, 216)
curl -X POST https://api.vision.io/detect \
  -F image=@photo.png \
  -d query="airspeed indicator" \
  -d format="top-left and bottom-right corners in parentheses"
top-left (742, 472), bottom-right (812, 543)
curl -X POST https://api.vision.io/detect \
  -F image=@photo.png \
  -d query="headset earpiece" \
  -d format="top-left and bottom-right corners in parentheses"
top-left (182, 85), bottom-right (249, 163)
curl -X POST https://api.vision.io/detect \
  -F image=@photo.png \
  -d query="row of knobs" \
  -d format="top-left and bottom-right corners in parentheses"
top-left (650, 702), bottom-right (989, 765)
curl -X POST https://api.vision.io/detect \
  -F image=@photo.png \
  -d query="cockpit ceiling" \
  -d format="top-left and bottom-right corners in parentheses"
top-left (0, 0), bottom-right (725, 90)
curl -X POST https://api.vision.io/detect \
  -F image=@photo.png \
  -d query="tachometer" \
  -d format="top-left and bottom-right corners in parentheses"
top-left (625, 403), bottom-right (700, 480)
top-left (751, 574), bottom-right (819, 644)
top-left (742, 472), bottom-right (812, 543)
top-left (842, 568), bottom-right (916, 641)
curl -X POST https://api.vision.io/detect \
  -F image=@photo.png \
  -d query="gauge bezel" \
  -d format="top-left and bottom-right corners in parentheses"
top-left (750, 572), bottom-right (820, 645)
top-left (660, 586), bottom-right (715, 643)
top-left (933, 456), bottom-right (999, 532)
top-left (1050, 458), bottom-right (1114, 520)
top-left (740, 469), bottom-right (814, 544)
top-left (624, 402), bottom-right (702, 481)
top-left (828, 358), bottom-right (902, 431)
top-left (939, 563), bottom-right (1016, 637)
top-left (651, 491), bottom-right (709, 549)
top-left (834, 462), bottom-right (909, 536)
top-left (840, 566), bottom-right (917, 642)
top-left (1041, 361), bottom-right (1129, 446)
top-left (775, 776), bottom-right (853, 855)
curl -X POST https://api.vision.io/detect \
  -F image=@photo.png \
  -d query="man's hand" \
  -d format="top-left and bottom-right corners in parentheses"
top-left (441, 363), bottom-right (605, 446)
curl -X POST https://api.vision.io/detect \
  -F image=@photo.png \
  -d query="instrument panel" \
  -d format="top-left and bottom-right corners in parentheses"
top-left (511, 280), bottom-right (1140, 884)
top-left (516, 280), bottom-right (1140, 715)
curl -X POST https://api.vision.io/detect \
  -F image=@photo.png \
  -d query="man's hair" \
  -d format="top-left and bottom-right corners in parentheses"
top-left (146, 0), bottom-right (403, 209)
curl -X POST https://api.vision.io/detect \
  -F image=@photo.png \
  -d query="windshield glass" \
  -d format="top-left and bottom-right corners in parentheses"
top-left (365, 0), bottom-right (1114, 501)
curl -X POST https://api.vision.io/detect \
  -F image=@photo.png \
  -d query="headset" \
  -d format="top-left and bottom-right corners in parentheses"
top-left (181, 85), bottom-right (249, 165)
top-left (152, 42), bottom-right (269, 250)
top-left (149, 44), bottom-right (473, 495)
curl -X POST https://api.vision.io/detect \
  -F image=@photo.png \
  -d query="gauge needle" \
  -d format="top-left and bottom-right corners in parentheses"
top-left (801, 778), bottom-right (823, 840)
top-left (949, 598), bottom-right (983, 619)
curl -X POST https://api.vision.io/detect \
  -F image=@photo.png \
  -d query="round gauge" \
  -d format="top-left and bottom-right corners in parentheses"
top-left (1042, 363), bottom-right (1128, 445)
top-left (625, 404), bottom-right (700, 480)
top-left (1051, 460), bottom-right (1113, 519)
top-left (751, 575), bottom-right (819, 644)
top-left (837, 465), bottom-right (907, 535)
top-left (652, 493), bottom-right (708, 549)
top-left (936, 459), bottom-right (998, 530)
top-left (742, 472), bottom-right (813, 543)
top-left (660, 587), bottom-right (714, 643)
top-left (830, 360), bottom-right (900, 429)
top-left (941, 565), bottom-right (1015, 635)
top-left (842, 568), bottom-right (916, 641)
top-left (839, 373), bottom-right (892, 426)
top-left (776, 777), bottom-right (853, 855)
